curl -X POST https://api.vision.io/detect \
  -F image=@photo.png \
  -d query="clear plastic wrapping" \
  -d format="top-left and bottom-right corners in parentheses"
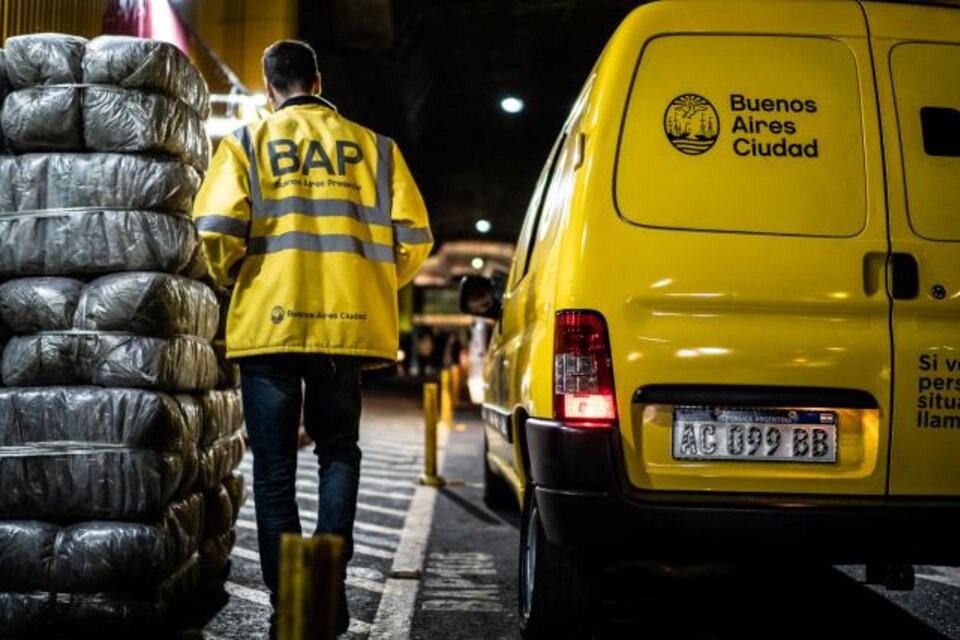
top-left (196, 432), bottom-right (245, 491)
top-left (0, 554), bottom-right (201, 636)
top-left (83, 36), bottom-right (210, 118)
top-left (0, 448), bottom-right (184, 521)
top-left (200, 528), bottom-right (236, 581)
top-left (0, 210), bottom-right (197, 277)
top-left (1, 86), bottom-right (209, 171)
top-left (4, 34), bottom-right (208, 117)
top-left (0, 386), bottom-right (198, 521)
top-left (2, 33), bottom-right (87, 88)
top-left (222, 470), bottom-right (248, 518)
top-left (0, 277), bottom-right (83, 333)
top-left (203, 484), bottom-right (234, 537)
top-left (75, 273), bottom-right (219, 340)
top-left (0, 49), bottom-right (9, 154)
top-left (2, 332), bottom-right (218, 391)
top-left (191, 388), bottom-right (243, 447)
top-left (0, 386), bottom-right (196, 449)
top-left (0, 153), bottom-right (200, 214)
top-left (0, 493), bottom-right (201, 592)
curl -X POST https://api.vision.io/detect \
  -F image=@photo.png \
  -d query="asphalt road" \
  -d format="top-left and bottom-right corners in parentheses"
top-left (413, 409), bottom-right (960, 640)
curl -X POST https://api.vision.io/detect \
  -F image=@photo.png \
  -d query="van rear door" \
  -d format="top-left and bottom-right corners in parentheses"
top-left (863, 2), bottom-right (960, 496)
top-left (604, 3), bottom-right (892, 495)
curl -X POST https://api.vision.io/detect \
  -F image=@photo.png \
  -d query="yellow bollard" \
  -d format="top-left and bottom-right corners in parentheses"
top-left (278, 533), bottom-right (344, 640)
top-left (440, 369), bottom-right (454, 428)
top-left (450, 364), bottom-right (462, 409)
top-left (420, 383), bottom-right (445, 487)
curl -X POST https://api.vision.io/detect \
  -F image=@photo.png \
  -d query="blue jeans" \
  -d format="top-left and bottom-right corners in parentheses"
top-left (239, 354), bottom-right (362, 601)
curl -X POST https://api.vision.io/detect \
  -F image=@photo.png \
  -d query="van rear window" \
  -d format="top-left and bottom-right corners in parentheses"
top-left (614, 35), bottom-right (866, 237)
top-left (891, 43), bottom-right (960, 242)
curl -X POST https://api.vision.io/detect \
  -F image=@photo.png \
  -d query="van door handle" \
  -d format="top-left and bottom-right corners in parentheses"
top-left (890, 253), bottom-right (920, 300)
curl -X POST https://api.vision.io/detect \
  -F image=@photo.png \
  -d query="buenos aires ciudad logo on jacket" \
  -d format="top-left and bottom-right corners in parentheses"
top-left (270, 306), bottom-right (286, 325)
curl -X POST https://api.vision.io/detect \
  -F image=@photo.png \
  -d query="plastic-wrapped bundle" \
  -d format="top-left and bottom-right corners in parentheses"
top-left (84, 36), bottom-right (210, 118)
top-left (197, 432), bottom-right (246, 491)
top-left (192, 389), bottom-right (244, 447)
top-left (0, 85), bottom-right (83, 151)
top-left (0, 555), bottom-right (200, 636)
top-left (2, 332), bottom-right (218, 391)
top-left (75, 273), bottom-right (219, 340)
top-left (0, 494), bottom-right (201, 592)
top-left (0, 153), bottom-right (200, 214)
top-left (0, 209), bottom-right (197, 277)
top-left (223, 471), bottom-right (248, 520)
top-left (2, 33), bottom-right (86, 88)
top-left (0, 49), bottom-right (9, 154)
top-left (0, 277), bottom-right (82, 333)
top-left (200, 480), bottom-right (244, 579)
top-left (0, 274), bottom-right (218, 339)
top-left (0, 386), bottom-right (198, 520)
top-left (85, 86), bottom-right (209, 171)
top-left (0, 386), bottom-right (197, 449)
top-left (1, 86), bottom-right (209, 171)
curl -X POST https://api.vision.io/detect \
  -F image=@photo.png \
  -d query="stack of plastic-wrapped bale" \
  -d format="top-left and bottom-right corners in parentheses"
top-left (0, 33), bottom-right (246, 635)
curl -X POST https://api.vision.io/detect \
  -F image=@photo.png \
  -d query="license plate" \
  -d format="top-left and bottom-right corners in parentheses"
top-left (672, 407), bottom-right (838, 463)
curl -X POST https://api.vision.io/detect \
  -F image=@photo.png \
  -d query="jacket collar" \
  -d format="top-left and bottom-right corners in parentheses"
top-left (278, 95), bottom-right (338, 112)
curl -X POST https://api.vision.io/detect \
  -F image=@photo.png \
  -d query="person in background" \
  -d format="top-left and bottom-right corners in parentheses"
top-left (192, 39), bottom-right (432, 638)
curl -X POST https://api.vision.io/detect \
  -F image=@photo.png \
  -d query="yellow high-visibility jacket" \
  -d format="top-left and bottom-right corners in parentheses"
top-left (192, 96), bottom-right (432, 364)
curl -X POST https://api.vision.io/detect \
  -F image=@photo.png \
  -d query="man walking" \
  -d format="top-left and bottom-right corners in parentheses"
top-left (192, 40), bottom-right (432, 636)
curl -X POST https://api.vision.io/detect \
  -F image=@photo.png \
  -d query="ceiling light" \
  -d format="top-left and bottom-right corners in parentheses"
top-left (471, 257), bottom-right (485, 270)
top-left (500, 96), bottom-right (524, 114)
top-left (475, 219), bottom-right (492, 234)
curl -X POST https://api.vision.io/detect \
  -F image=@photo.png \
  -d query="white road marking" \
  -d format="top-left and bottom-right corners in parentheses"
top-left (231, 530), bottom-right (393, 561)
top-left (353, 532), bottom-right (399, 550)
top-left (238, 507), bottom-right (403, 536)
top-left (348, 619), bottom-right (373, 634)
top-left (370, 427), bottom-right (449, 639)
top-left (293, 481), bottom-right (414, 500)
top-left (357, 476), bottom-right (413, 489)
top-left (224, 582), bottom-right (373, 635)
top-left (354, 543), bottom-right (394, 560)
top-left (421, 552), bottom-right (504, 612)
top-left (355, 502), bottom-right (407, 518)
top-left (225, 581), bottom-right (271, 607)
top-left (917, 570), bottom-right (960, 589)
top-left (231, 546), bottom-right (261, 562)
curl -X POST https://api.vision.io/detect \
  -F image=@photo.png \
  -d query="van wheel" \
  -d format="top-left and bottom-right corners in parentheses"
top-left (483, 434), bottom-right (515, 510)
top-left (519, 487), bottom-right (598, 639)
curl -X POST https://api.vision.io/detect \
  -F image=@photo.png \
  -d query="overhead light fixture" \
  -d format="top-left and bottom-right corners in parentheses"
top-left (475, 219), bottom-right (492, 234)
top-left (500, 96), bottom-right (524, 114)
top-left (471, 257), bottom-right (485, 270)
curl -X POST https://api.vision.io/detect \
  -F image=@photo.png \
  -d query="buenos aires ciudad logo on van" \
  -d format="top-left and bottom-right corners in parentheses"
top-left (664, 94), bottom-right (719, 155)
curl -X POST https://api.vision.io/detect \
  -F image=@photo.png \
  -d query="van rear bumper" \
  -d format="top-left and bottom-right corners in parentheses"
top-left (525, 418), bottom-right (960, 566)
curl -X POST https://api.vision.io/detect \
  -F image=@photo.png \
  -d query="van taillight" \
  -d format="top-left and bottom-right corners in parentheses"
top-left (553, 310), bottom-right (617, 426)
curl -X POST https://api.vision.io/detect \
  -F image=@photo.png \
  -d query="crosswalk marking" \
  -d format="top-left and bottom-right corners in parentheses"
top-left (225, 581), bottom-right (270, 607)
top-left (231, 547), bottom-right (261, 562)
top-left (238, 506), bottom-right (404, 537)
top-left (223, 582), bottom-right (373, 635)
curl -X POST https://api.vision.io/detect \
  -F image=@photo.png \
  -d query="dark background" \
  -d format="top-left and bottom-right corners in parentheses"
top-left (297, 0), bottom-right (644, 247)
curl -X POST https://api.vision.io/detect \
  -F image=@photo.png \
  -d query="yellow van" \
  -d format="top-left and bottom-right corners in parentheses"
top-left (459, 1), bottom-right (960, 637)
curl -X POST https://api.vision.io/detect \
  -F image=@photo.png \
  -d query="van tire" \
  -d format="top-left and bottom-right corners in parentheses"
top-left (483, 433), bottom-right (516, 510)
top-left (519, 486), bottom-right (598, 639)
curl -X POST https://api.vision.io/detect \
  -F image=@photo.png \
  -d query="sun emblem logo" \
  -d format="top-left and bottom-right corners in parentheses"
top-left (270, 306), bottom-right (285, 325)
top-left (664, 94), bottom-right (719, 155)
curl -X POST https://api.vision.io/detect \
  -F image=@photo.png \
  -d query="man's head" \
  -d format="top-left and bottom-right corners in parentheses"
top-left (262, 40), bottom-right (321, 110)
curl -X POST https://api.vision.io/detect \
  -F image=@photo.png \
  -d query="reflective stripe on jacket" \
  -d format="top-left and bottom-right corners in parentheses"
top-left (192, 96), bottom-right (432, 363)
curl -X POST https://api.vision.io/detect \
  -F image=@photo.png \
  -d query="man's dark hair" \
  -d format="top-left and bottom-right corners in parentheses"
top-left (263, 40), bottom-right (319, 94)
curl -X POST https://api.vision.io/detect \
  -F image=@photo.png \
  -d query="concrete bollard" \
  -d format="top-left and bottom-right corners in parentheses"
top-left (278, 533), bottom-right (344, 640)
top-left (440, 369), bottom-right (454, 428)
top-left (420, 382), bottom-right (445, 487)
